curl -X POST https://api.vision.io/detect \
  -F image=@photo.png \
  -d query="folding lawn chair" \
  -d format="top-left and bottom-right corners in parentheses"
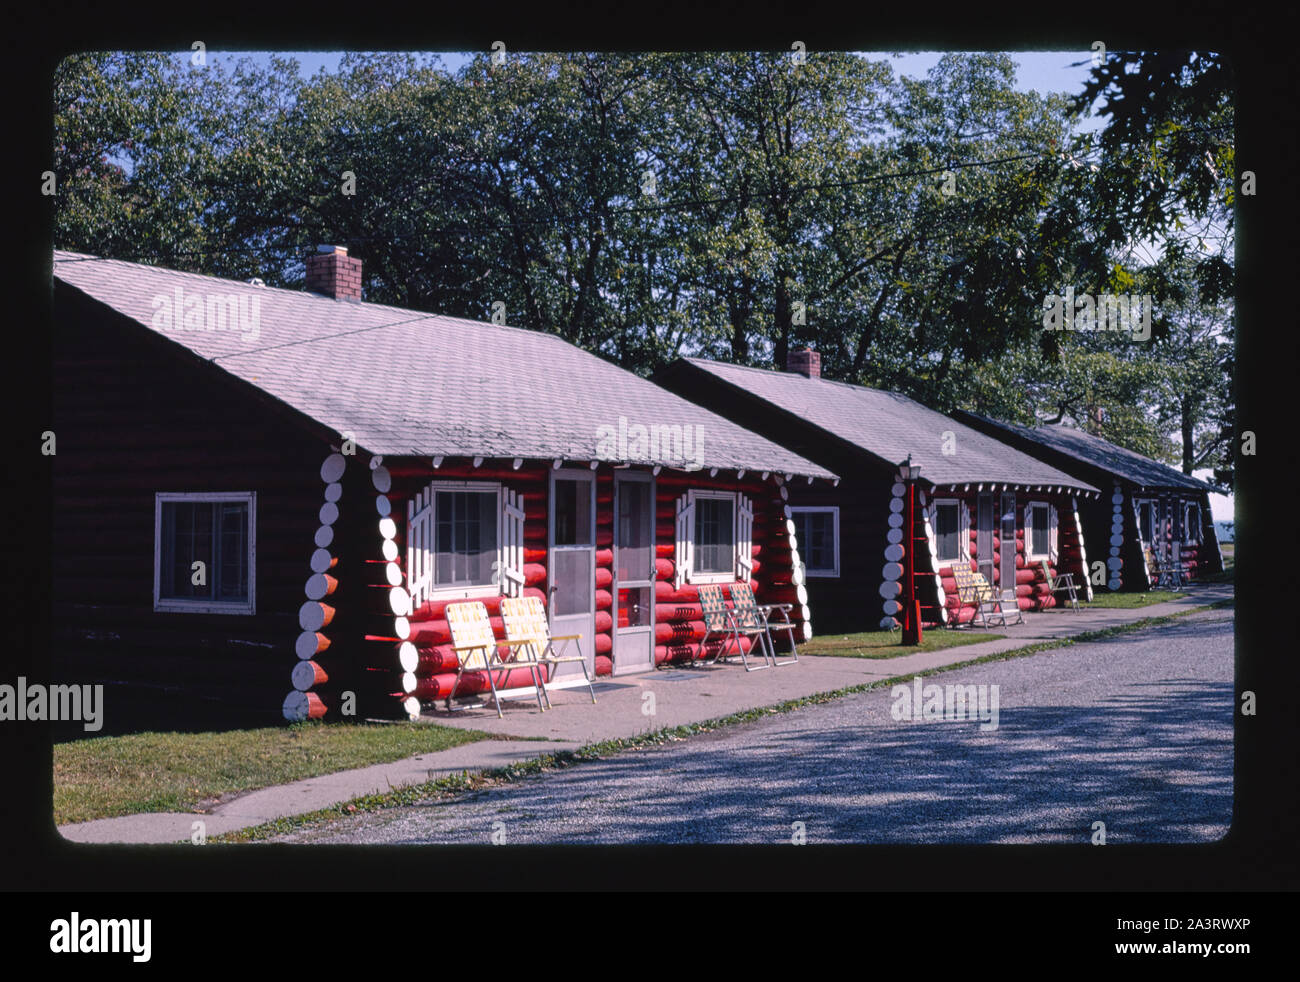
top-left (697, 584), bottom-right (771, 671)
top-left (444, 600), bottom-right (548, 718)
top-left (950, 564), bottom-right (1004, 629)
top-left (1144, 546), bottom-right (1161, 588)
top-left (1039, 559), bottom-right (1081, 612)
top-left (951, 565), bottom-right (1024, 627)
top-left (500, 595), bottom-right (597, 706)
top-left (1145, 546), bottom-right (1186, 589)
top-left (978, 569), bottom-right (1025, 625)
top-left (729, 581), bottom-right (799, 666)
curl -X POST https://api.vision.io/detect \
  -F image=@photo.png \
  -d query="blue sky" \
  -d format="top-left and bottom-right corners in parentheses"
top-left (205, 49), bottom-right (1103, 106)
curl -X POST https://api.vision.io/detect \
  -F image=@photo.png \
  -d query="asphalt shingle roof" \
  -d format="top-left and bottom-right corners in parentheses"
top-left (956, 412), bottom-right (1215, 493)
top-left (52, 252), bottom-right (834, 479)
top-left (677, 358), bottom-right (1099, 493)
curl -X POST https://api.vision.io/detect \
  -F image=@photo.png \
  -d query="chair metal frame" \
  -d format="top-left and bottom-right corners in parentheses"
top-left (444, 600), bottom-right (549, 718)
top-left (951, 565), bottom-right (1025, 627)
top-left (500, 595), bottom-right (597, 706)
top-left (1145, 546), bottom-right (1190, 590)
top-left (950, 564), bottom-right (1003, 629)
top-left (1039, 559), bottom-right (1081, 612)
top-left (697, 584), bottom-right (771, 671)
top-left (729, 581), bottom-right (799, 666)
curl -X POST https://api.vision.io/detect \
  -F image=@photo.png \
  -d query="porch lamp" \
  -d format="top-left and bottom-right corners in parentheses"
top-left (901, 455), bottom-right (923, 645)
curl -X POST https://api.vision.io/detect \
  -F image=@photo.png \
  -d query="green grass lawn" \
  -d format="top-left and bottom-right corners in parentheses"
top-left (54, 720), bottom-right (489, 826)
top-left (1081, 590), bottom-right (1187, 609)
top-left (799, 628), bottom-right (1005, 658)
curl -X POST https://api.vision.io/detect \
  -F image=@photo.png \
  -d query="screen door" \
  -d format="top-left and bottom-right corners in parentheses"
top-left (613, 473), bottom-right (655, 675)
top-left (549, 469), bottom-right (596, 682)
top-left (999, 491), bottom-right (1017, 600)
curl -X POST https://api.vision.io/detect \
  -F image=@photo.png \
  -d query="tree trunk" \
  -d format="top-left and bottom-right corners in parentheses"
top-left (1181, 395), bottom-right (1196, 475)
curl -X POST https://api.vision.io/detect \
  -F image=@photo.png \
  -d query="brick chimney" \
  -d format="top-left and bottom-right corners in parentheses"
top-left (787, 347), bottom-right (821, 379)
top-left (305, 245), bottom-right (362, 300)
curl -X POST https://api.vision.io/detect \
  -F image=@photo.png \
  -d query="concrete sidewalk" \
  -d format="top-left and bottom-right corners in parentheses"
top-left (57, 583), bottom-right (1231, 844)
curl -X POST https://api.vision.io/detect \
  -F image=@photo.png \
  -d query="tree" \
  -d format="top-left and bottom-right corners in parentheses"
top-left (54, 52), bottom-right (223, 265)
top-left (1074, 50), bottom-right (1234, 303)
top-left (834, 54), bottom-right (1106, 406)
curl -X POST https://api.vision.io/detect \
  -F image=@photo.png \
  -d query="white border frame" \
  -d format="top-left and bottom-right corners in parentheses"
top-left (790, 506), bottom-right (840, 577)
top-left (612, 470), bottom-right (657, 675)
top-left (549, 467), bottom-right (597, 682)
top-left (1134, 496), bottom-right (1158, 550)
top-left (1025, 500), bottom-right (1053, 561)
top-left (154, 492), bottom-right (257, 615)
top-left (419, 480), bottom-right (504, 602)
top-left (685, 488), bottom-right (740, 585)
top-left (931, 498), bottom-right (964, 565)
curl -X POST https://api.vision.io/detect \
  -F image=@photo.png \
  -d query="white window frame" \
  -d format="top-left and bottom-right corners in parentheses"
top-left (931, 498), bottom-right (965, 565)
top-left (1135, 497), bottom-right (1157, 548)
top-left (790, 506), bottom-right (840, 577)
top-left (420, 481), bottom-right (504, 602)
top-left (154, 492), bottom-right (257, 615)
top-left (685, 489), bottom-right (739, 585)
top-left (1025, 501), bottom-right (1054, 560)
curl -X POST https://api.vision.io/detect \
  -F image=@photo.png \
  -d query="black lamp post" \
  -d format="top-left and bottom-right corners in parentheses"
top-left (901, 455), bottom-right (923, 645)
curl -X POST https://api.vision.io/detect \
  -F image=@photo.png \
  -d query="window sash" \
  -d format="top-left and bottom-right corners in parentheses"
top-left (1137, 500), bottom-right (1155, 545)
top-left (694, 497), bottom-right (735, 573)
top-left (1027, 502), bottom-right (1052, 558)
top-left (791, 507), bottom-right (839, 576)
top-left (155, 493), bottom-right (255, 614)
top-left (684, 490), bottom-right (738, 584)
top-left (934, 501), bottom-right (961, 562)
top-left (432, 489), bottom-right (500, 589)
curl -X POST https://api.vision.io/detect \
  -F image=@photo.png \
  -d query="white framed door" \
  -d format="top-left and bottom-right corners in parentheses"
top-left (549, 469), bottom-right (596, 683)
top-left (613, 472), bottom-right (655, 675)
top-left (999, 491), bottom-right (1017, 601)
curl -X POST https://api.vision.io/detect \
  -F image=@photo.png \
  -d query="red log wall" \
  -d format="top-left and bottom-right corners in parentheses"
top-left (921, 492), bottom-right (1090, 625)
top-left (359, 463), bottom-right (807, 716)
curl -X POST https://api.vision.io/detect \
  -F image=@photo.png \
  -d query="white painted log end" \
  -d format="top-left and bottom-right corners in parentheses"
top-left (283, 691), bottom-right (310, 722)
top-left (320, 453), bottom-right (346, 484)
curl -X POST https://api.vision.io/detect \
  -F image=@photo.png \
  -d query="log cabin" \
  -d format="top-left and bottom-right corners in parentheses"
top-left (951, 412), bottom-right (1225, 590)
top-left (51, 248), bottom-right (835, 725)
top-left (652, 351), bottom-right (1103, 633)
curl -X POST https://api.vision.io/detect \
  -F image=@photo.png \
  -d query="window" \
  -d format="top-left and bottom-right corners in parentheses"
top-left (1137, 499), bottom-right (1156, 546)
top-left (1184, 502), bottom-right (1202, 544)
top-left (433, 489), bottom-right (499, 588)
top-left (676, 489), bottom-right (750, 586)
top-left (154, 493), bottom-right (256, 614)
top-left (694, 495), bottom-right (735, 575)
top-left (933, 500), bottom-right (962, 563)
top-left (1026, 502), bottom-right (1052, 559)
top-left (408, 481), bottom-right (526, 607)
top-left (552, 478), bottom-right (592, 547)
top-left (791, 507), bottom-right (839, 577)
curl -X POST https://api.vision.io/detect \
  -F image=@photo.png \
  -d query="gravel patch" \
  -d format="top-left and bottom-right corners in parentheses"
top-left (271, 610), bottom-right (1234, 845)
